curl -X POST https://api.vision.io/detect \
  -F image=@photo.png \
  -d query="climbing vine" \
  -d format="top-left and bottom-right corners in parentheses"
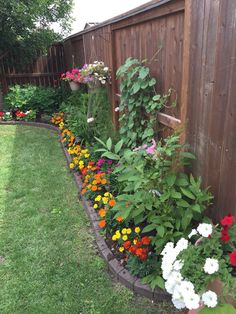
top-left (116, 58), bottom-right (172, 148)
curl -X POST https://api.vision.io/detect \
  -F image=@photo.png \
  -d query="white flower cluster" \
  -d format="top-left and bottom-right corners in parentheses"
top-left (87, 117), bottom-right (94, 123)
top-left (161, 223), bottom-right (218, 310)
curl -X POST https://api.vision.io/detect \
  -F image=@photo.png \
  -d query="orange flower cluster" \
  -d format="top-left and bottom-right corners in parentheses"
top-left (124, 236), bottom-right (151, 261)
top-left (51, 112), bottom-right (64, 125)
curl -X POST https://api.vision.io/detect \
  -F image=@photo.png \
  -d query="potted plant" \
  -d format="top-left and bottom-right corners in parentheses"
top-left (80, 61), bottom-right (111, 91)
top-left (160, 219), bottom-right (236, 313)
top-left (60, 68), bottom-right (82, 91)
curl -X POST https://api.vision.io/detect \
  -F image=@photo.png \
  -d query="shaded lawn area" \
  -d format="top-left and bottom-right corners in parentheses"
top-left (0, 125), bottom-right (177, 314)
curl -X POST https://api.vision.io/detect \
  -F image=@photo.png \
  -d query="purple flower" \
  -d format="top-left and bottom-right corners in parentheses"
top-left (107, 160), bottom-right (113, 165)
top-left (107, 168), bottom-right (113, 174)
top-left (97, 159), bottom-right (105, 167)
top-left (146, 139), bottom-right (156, 155)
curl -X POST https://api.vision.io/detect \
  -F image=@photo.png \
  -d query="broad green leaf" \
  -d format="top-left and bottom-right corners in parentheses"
top-left (102, 152), bottom-right (120, 160)
top-left (153, 94), bottom-right (161, 101)
top-left (158, 226), bottom-right (165, 237)
top-left (94, 136), bottom-right (107, 148)
top-left (114, 139), bottom-right (123, 154)
top-left (132, 82), bottom-right (141, 94)
top-left (142, 224), bottom-right (156, 233)
top-left (149, 78), bottom-right (156, 86)
top-left (106, 138), bottom-right (112, 150)
top-left (192, 204), bottom-right (201, 213)
top-left (180, 187), bottom-right (196, 200)
top-left (139, 67), bottom-right (149, 79)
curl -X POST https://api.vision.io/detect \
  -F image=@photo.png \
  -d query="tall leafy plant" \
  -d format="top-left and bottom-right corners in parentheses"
top-left (116, 57), bottom-right (172, 148)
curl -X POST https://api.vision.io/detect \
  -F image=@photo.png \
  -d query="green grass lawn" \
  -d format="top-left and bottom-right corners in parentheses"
top-left (0, 125), bottom-right (177, 314)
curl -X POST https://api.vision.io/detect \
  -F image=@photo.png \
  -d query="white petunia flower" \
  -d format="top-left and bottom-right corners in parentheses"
top-left (175, 238), bottom-right (188, 253)
top-left (172, 298), bottom-right (186, 309)
top-left (203, 258), bottom-right (219, 274)
top-left (104, 67), bottom-right (109, 71)
top-left (202, 290), bottom-right (218, 308)
top-left (165, 277), bottom-right (176, 294)
top-left (162, 264), bottom-right (173, 280)
top-left (184, 293), bottom-right (200, 310)
top-left (173, 260), bottom-right (184, 271)
top-left (161, 242), bottom-right (174, 255)
top-left (168, 271), bottom-right (183, 285)
top-left (87, 117), bottom-right (94, 123)
top-left (179, 280), bottom-right (195, 294)
top-left (114, 107), bottom-right (120, 112)
top-left (197, 223), bottom-right (213, 237)
top-left (188, 228), bottom-right (198, 239)
top-left (101, 80), bottom-right (106, 84)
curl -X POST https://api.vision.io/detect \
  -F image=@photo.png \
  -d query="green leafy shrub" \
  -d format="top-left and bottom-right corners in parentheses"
top-left (116, 57), bottom-right (173, 148)
top-left (4, 84), bottom-right (61, 116)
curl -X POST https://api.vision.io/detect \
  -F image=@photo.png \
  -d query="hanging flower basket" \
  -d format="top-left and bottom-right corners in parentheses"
top-left (69, 81), bottom-right (80, 91)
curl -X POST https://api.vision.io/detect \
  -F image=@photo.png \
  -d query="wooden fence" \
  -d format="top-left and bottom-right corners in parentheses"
top-left (1, 0), bottom-right (236, 220)
top-left (0, 44), bottom-right (65, 93)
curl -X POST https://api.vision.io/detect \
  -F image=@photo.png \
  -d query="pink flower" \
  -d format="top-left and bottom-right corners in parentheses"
top-left (146, 139), bottom-right (156, 155)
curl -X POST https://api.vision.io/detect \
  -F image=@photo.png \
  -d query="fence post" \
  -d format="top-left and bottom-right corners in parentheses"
top-left (180, 0), bottom-right (192, 143)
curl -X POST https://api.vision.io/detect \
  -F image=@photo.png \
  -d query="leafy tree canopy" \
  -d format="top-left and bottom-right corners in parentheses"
top-left (0, 0), bottom-right (73, 66)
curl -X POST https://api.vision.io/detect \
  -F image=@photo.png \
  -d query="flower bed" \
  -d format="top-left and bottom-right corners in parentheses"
top-left (51, 111), bottom-right (236, 313)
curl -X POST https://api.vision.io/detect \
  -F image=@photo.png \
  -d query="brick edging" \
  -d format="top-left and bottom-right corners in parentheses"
top-left (0, 121), bottom-right (170, 302)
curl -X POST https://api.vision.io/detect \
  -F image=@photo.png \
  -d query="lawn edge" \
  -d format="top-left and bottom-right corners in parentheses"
top-left (0, 121), bottom-right (170, 302)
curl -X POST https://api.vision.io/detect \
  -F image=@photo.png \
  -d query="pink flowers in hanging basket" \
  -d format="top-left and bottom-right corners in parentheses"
top-left (61, 68), bottom-right (82, 82)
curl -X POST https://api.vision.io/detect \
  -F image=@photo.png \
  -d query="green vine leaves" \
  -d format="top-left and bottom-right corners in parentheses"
top-left (116, 58), bottom-right (173, 148)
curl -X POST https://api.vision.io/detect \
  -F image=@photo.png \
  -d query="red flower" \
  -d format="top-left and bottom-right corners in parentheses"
top-left (141, 236), bottom-right (151, 246)
top-left (0, 111), bottom-right (4, 117)
top-left (221, 227), bottom-right (230, 242)
top-left (136, 247), bottom-right (148, 261)
top-left (16, 111), bottom-right (26, 117)
top-left (229, 250), bottom-right (236, 266)
top-left (123, 240), bottom-right (131, 250)
top-left (129, 245), bottom-right (137, 254)
top-left (220, 215), bottom-right (235, 226)
top-left (136, 239), bottom-right (143, 247)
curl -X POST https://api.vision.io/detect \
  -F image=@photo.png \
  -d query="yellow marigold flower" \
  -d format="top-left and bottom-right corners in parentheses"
top-left (121, 228), bottom-right (127, 235)
top-left (79, 165), bottom-right (84, 170)
top-left (119, 247), bottom-right (124, 252)
top-left (104, 192), bottom-right (109, 197)
top-left (133, 239), bottom-right (137, 245)
top-left (135, 227), bottom-right (141, 233)
top-left (81, 149), bottom-right (88, 154)
top-left (68, 149), bottom-right (74, 155)
top-left (112, 235), bottom-right (117, 241)
top-left (126, 228), bottom-right (132, 234)
top-left (122, 235), bottom-right (128, 241)
top-left (93, 204), bottom-right (98, 209)
top-left (73, 157), bottom-right (79, 164)
top-left (92, 180), bottom-right (98, 185)
top-left (79, 161), bottom-right (84, 166)
top-left (95, 195), bottom-right (102, 202)
top-left (115, 231), bottom-right (121, 239)
top-left (87, 184), bottom-right (92, 189)
top-left (69, 163), bottom-right (75, 169)
top-left (84, 154), bottom-right (90, 158)
top-left (102, 197), bottom-right (108, 204)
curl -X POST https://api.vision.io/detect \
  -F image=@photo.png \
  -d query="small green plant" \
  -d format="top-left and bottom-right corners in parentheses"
top-left (116, 57), bottom-right (173, 148)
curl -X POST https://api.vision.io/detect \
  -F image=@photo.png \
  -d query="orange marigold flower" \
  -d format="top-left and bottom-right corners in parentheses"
top-left (116, 216), bottom-right (124, 222)
top-left (91, 185), bottom-right (98, 191)
top-left (98, 187), bottom-right (102, 191)
top-left (101, 179), bottom-right (107, 185)
top-left (98, 208), bottom-right (106, 217)
top-left (99, 220), bottom-right (106, 228)
top-left (81, 188), bottom-right (86, 195)
top-left (109, 199), bottom-right (116, 207)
